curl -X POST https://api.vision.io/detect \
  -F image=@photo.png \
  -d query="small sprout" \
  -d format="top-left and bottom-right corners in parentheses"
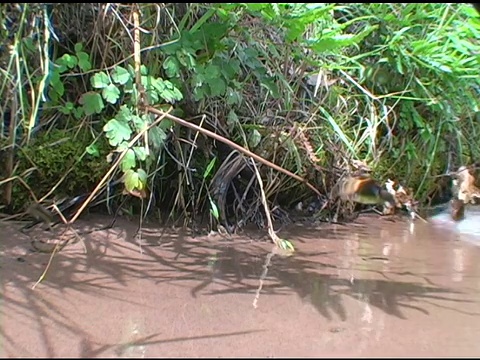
top-left (279, 238), bottom-right (295, 252)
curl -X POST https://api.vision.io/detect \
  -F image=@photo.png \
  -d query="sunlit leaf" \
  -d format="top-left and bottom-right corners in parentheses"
top-left (103, 118), bottom-right (132, 146)
top-left (102, 84), bottom-right (121, 104)
top-left (121, 148), bottom-right (136, 171)
top-left (209, 195), bottom-right (220, 220)
top-left (112, 66), bottom-right (131, 85)
top-left (91, 72), bottom-right (110, 89)
top-left (86, 144), bottom-right (100, 157)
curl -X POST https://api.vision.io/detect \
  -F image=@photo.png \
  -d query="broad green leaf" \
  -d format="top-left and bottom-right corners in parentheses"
top-left (121, 148), bottom-right (136, 171)
top-left (117, 141), bottom-right (130, 152)
top-left (112, 66), bottom-right (131, 85)
top-left (102, 84), bottom-right (121, 104)
top-left (163, 56), bottom-right (180, 78)
top-left (158, 118), bottom-right (174, 130)
top-left (261, 78), bottom-right (280, 98)
top-left (140, 65), bottom-right (149, 76)
top-left (162, 80), bottom-right (183, 101)
top-left (310, 25), bottom-right (378, 53)
top-left (74, 43), bottom-right (83, 53)
top-left (91, 72), bottom-right (110, 89)
top-left (137, 168), bottom-right (148, 184)
top-left (207, 77), bottom-right (226, 97)
top-left (226, 88), bottom-right (241, 106)
top-left (77, 51), bottom-right (92, 72)
top-left (50, 71), bottom-right (64, 96)
top-left (131, 115), bottom-right (147, 132)
top-left (116, 105), bottom-right (133, 122)
top-left (148, 126), bottom-right (167, 148)
top-left (56, 54), bottom-right (77, 72)
top-left (133, 146), bottom-right (148, 161)
top-left (59, 101), bottom-right (75, 115)
top-left (124, 169), bottom-right (139, 191)
top-left (79, 92), bottom-right (104, 115)
top-left (103, 118), bottom-right (132, 146)
top-left (123, 169), bottom-right (147, 191)
top-left (73, 107), bottom-right (84, 119)
top-left (205, 64), bottom-right (221, 78)
top-left (64, 101), bottom-right (75, 111)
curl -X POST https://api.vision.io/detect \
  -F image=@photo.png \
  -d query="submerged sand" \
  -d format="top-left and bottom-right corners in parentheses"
top-left (1, 214), bottom-right (480, 357)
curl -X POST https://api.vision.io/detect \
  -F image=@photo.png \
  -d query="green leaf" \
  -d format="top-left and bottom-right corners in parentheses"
top-left (86, 144), bottom-right (100, 157)
top-left (205, 64), bottom-right (221, 79)
top-left (79, 92), bottom-right (104, 116)
top-left (148, 126), bottom-right (167, 148)
top-left (226, 88), bottom-right (241, 106)
top-left (193, 86), bottom-right (205, 101)
top-left (124, 169), bottom-right (138, 191)
top-left (50, 71), bottom-right (64, 96)
top-left (140, 65), bottom-right (149, 76)
top-left (121, 148), bottom-right (136, 171)
top-left (261, 78), bottom-right (280, 98)
top-left (59, 101), bottom-right (75, 115)
top-left (74, 43), bottom-right (83, 53)
top-left (159, 118), bottom-right (173, 130)
top-left (73, 107), bottom-right (84, 119)
top-left (163, 56), bottom-right (180, 78)
top-left (131, 114), bottom-right (147, 132)
top-left (226, 110), bottom-right (239, 131)
top-left (286, 22), bottom-right (306, 42)
top-left (248, 129), bottom-right (262, 149)
top-left (124, 169), bottom-right (148, 192)
top-left (116, 105), bottom-right (133, 122)
top-left (137, 168), bottom-right (148, 184)
top-left (203, 157), bottom-right (217, 179)
top-left (133, 146), bottom-right (148, 161)
top-left (65, 101), bottom-right (75, 111)
top-left (56, 54), bottom-right (78, 72)
top-left (150, 78), bottom-right (183, 103)
top-left (279, 239), bottom-right (295, 252)
top-left (112, 66), bottom-right (131, 85)
top-left (76, 51), bottom-right (92, 72)
top-left (103, 118), bottom-right (133, 146)
top-left (207, 77), bottom-right (226, 97)
top-left (102, 84), bottom-right (121, 104)
top-left (219, 60), bottom-right (240, 81)
top-left (310, 25), bottom-right (379, 53)
top-left (91, 72), bottom-right (110, 89)
top-left (117, 141), bottom-right (130, 152)
top-left (208, 195), bottom-right (220, 220)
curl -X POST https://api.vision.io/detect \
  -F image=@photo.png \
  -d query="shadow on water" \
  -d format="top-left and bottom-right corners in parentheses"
top-left (1, 212), bottom-right (480, 356)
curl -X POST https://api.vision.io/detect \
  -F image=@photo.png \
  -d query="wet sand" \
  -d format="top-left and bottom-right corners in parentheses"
top-left (1, 214), bottom-right (480, 357)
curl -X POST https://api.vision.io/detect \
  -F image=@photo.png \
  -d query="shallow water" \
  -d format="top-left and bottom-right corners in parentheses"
top-left (1, 213), bottom-right (480, 357)
top-left (429, 204), bottom-right (480, 243)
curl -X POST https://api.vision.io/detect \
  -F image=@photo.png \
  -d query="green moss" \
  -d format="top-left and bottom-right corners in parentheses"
top-left (9, 129), bottom-right (111, 211)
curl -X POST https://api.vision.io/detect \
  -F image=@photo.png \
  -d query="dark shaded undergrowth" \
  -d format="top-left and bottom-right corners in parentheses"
top-left (1, 3), bottom-right (480, 233)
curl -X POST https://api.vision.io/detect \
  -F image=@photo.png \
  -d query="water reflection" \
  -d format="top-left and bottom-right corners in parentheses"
top-left (429, 204), bottom-right (480, 240)
top-left (3, 214), bottom-right (480, 357)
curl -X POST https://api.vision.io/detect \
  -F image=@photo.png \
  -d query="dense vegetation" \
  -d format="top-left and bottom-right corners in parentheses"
top-left (1, 3), bottom-right (479, 233)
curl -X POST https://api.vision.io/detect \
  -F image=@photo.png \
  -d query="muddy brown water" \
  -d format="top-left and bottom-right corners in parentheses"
top-left (1, 211), bottom-right (480, 358)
